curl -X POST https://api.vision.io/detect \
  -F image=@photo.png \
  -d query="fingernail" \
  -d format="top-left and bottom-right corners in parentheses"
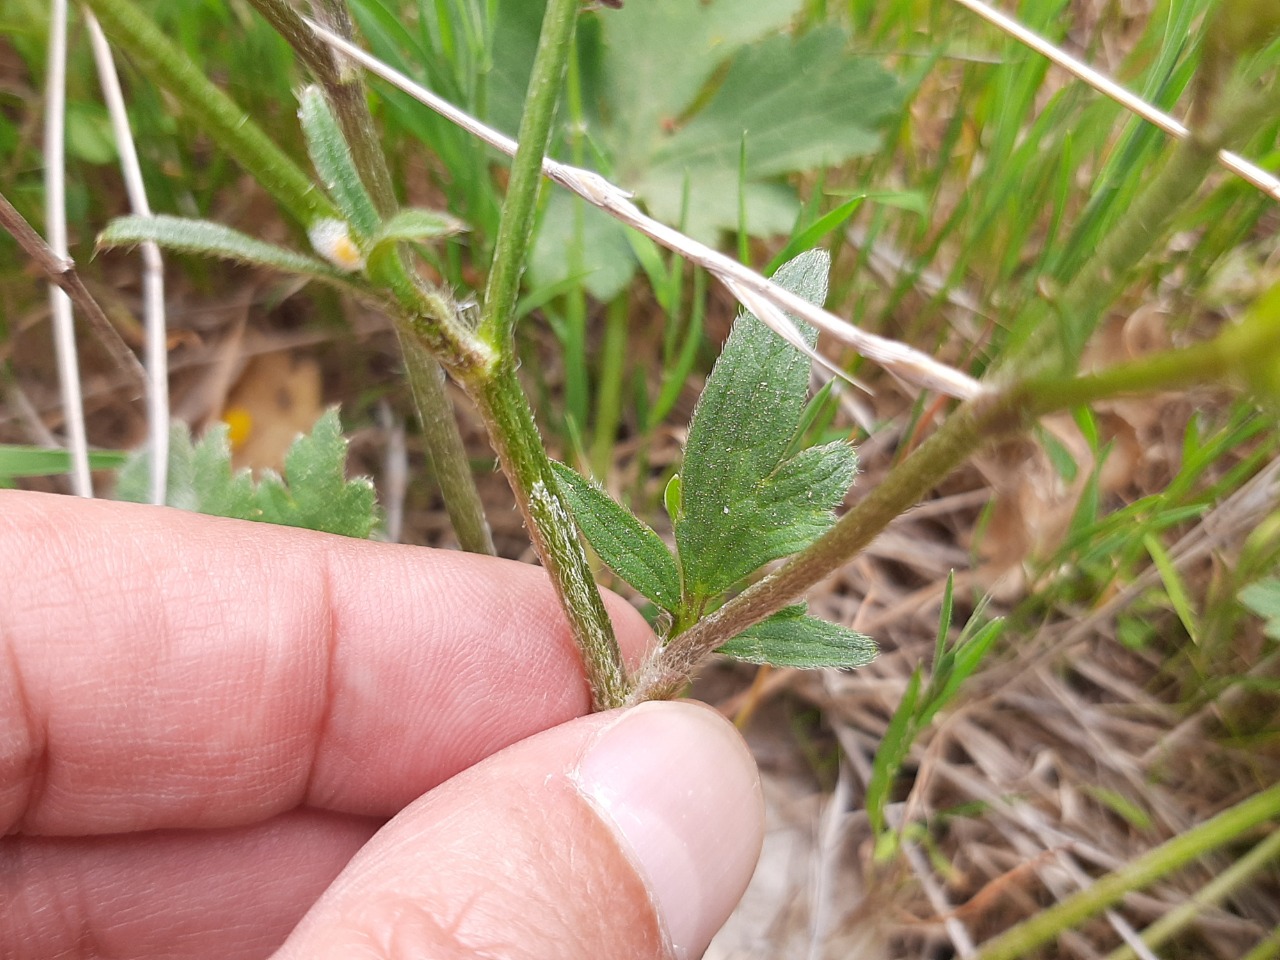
top-left (572, 700), bottom-right (763, 959)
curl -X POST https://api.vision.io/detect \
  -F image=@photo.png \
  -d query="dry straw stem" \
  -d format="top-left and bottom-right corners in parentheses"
top-left (86, 10), bottom-right (169, 506)
top-left (45, 0), bottom-right (91, 497)
top-left (303, 19), bottom-right (984, 402)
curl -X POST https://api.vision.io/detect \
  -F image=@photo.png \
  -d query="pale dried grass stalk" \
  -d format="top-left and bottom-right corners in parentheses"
top-left (86, 9), bottom-right (169, 505)
top-left (45, 0), bottom-right (92, 497)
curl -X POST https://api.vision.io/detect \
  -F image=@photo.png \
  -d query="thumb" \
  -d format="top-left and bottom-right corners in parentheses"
top-left (272, 700), bottom-right (763, 960)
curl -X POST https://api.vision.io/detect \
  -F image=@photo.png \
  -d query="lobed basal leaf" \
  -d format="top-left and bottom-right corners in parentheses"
top-left (116, 408), bottom-right (379, 539)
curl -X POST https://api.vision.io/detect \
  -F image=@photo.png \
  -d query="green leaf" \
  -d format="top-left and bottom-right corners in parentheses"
top-left (717, 605), bottom-right (876, 668)
top-left (768, 195), bottom-right (865, 274)
top-left (675, 250), bottom-right (858, 600)
top-left (370, 208), bottom-right (467, 251)
top-left (115, 410), bottom-right (379, 539)
top-left (515, 0), bottom-right (901, 289)
top-left (0, 445), bottom-right (128, 479)
top-left (598, 0), bottom-right (805, 170)
top-left (1240, 577), bottom-right (1280, 641)
top-left (649, 28), bottom-right (899, 178)
top-left (549, 461), bottom-right (681, 611)
top-left (66, 102), bottom-right (117, 165)
top-left (639, 26), bottom-right (901, 240)
top-left (298, 86), bottom-right (380, 238)
top-left (1145, 532), bottom-right (1200, 644)
top-left (267, 409), bottom-right (379, 538)
top-left (528, 192), bottom-right (639, 302)
top-left (98, 215), bottom-right (365, 291)
top-left (867, 666), bottom-right (922, 841)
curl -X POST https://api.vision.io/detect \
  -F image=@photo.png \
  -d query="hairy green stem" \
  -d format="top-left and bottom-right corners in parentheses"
top-left (972, 782), bottom-right (1280, 960)
top-left (639, 289), bottom-right (1280, 700)
top-left (468, 361), bottom-right (628, 709)
top-left (478, 0), bottom-right (580, 348)
top-left (246, 0), bottom-right (616, 675)
top-left (82, 0), bottom-right (334, 227)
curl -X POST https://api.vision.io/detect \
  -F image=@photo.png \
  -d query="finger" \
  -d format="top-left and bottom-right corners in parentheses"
top-left (1, 809), bottom-right (377, 960)
top-left (273, 701), bottom-right (764, 960)
top-left (0, 492), bottom-right (655, 836)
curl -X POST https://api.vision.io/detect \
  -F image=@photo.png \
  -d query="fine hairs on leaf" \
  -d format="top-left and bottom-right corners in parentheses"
top-left (549, 460), bottom-right (682, 611)
top-left (98, 215), bottom-right (367, 292)
top-left (116, 408), bottom-right (380, 539)
top-left (299, 84), bottom-right (381, 238)
top-left (716, 604), bottom-right (875, 668)
top-left (555, 250), bottom-right (872, 674)
top-left (675, 249), bottom-right (858, 602)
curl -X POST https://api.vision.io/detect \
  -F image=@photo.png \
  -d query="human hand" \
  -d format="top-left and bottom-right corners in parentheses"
top-left (0, 491), bottom-right (763, 959)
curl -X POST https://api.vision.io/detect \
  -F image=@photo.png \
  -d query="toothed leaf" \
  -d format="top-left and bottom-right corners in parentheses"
top-left (116, 409), bottom-right (378, 539)
top-left (675, 250), bottom-right (857, 600)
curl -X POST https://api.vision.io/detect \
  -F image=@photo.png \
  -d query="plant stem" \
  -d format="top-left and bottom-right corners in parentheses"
top-left (1104, 826), bottom-right (1280, 960)
top-left (478, 0), bottom-right (580, 348)
top-left (971, 782), bottom-right (1280, 960)
top-left (261, 0), bottom-right (496, 554)
top-left (447, 0), bottom-right (625, 705)
top-left (82, 0), bottom-right (335, 227)
top-left (468, 360), bottom-right (628, 709)
top-left (590, 295), bottom-right (630, 477)
top-left (639, 290), bottom-right (1280, 700)
top-left (399, 332), bottom-right (495, 554)
top-left (0, 189), bottom-right (146, 391)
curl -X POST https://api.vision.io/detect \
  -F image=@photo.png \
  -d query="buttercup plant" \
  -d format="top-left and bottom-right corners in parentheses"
top-left (9, 0), bottom-right (1280, 954)
top-left (27, 0), bottom-right (1280, 718)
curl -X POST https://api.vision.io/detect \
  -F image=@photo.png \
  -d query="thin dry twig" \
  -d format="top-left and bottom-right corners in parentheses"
top-left (0, 191), bottom-right (147, 394)
top-left (303, 18), bottom-right (985, 403)
top-left (86, 9), bottom-right (169, 505)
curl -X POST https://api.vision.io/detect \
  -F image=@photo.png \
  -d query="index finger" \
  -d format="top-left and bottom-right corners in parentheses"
top-left (0, 491), bottom-right (654, 837)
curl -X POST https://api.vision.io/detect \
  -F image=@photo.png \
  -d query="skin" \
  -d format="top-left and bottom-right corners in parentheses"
top-left (0, 491), bottom-right (763, 959)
